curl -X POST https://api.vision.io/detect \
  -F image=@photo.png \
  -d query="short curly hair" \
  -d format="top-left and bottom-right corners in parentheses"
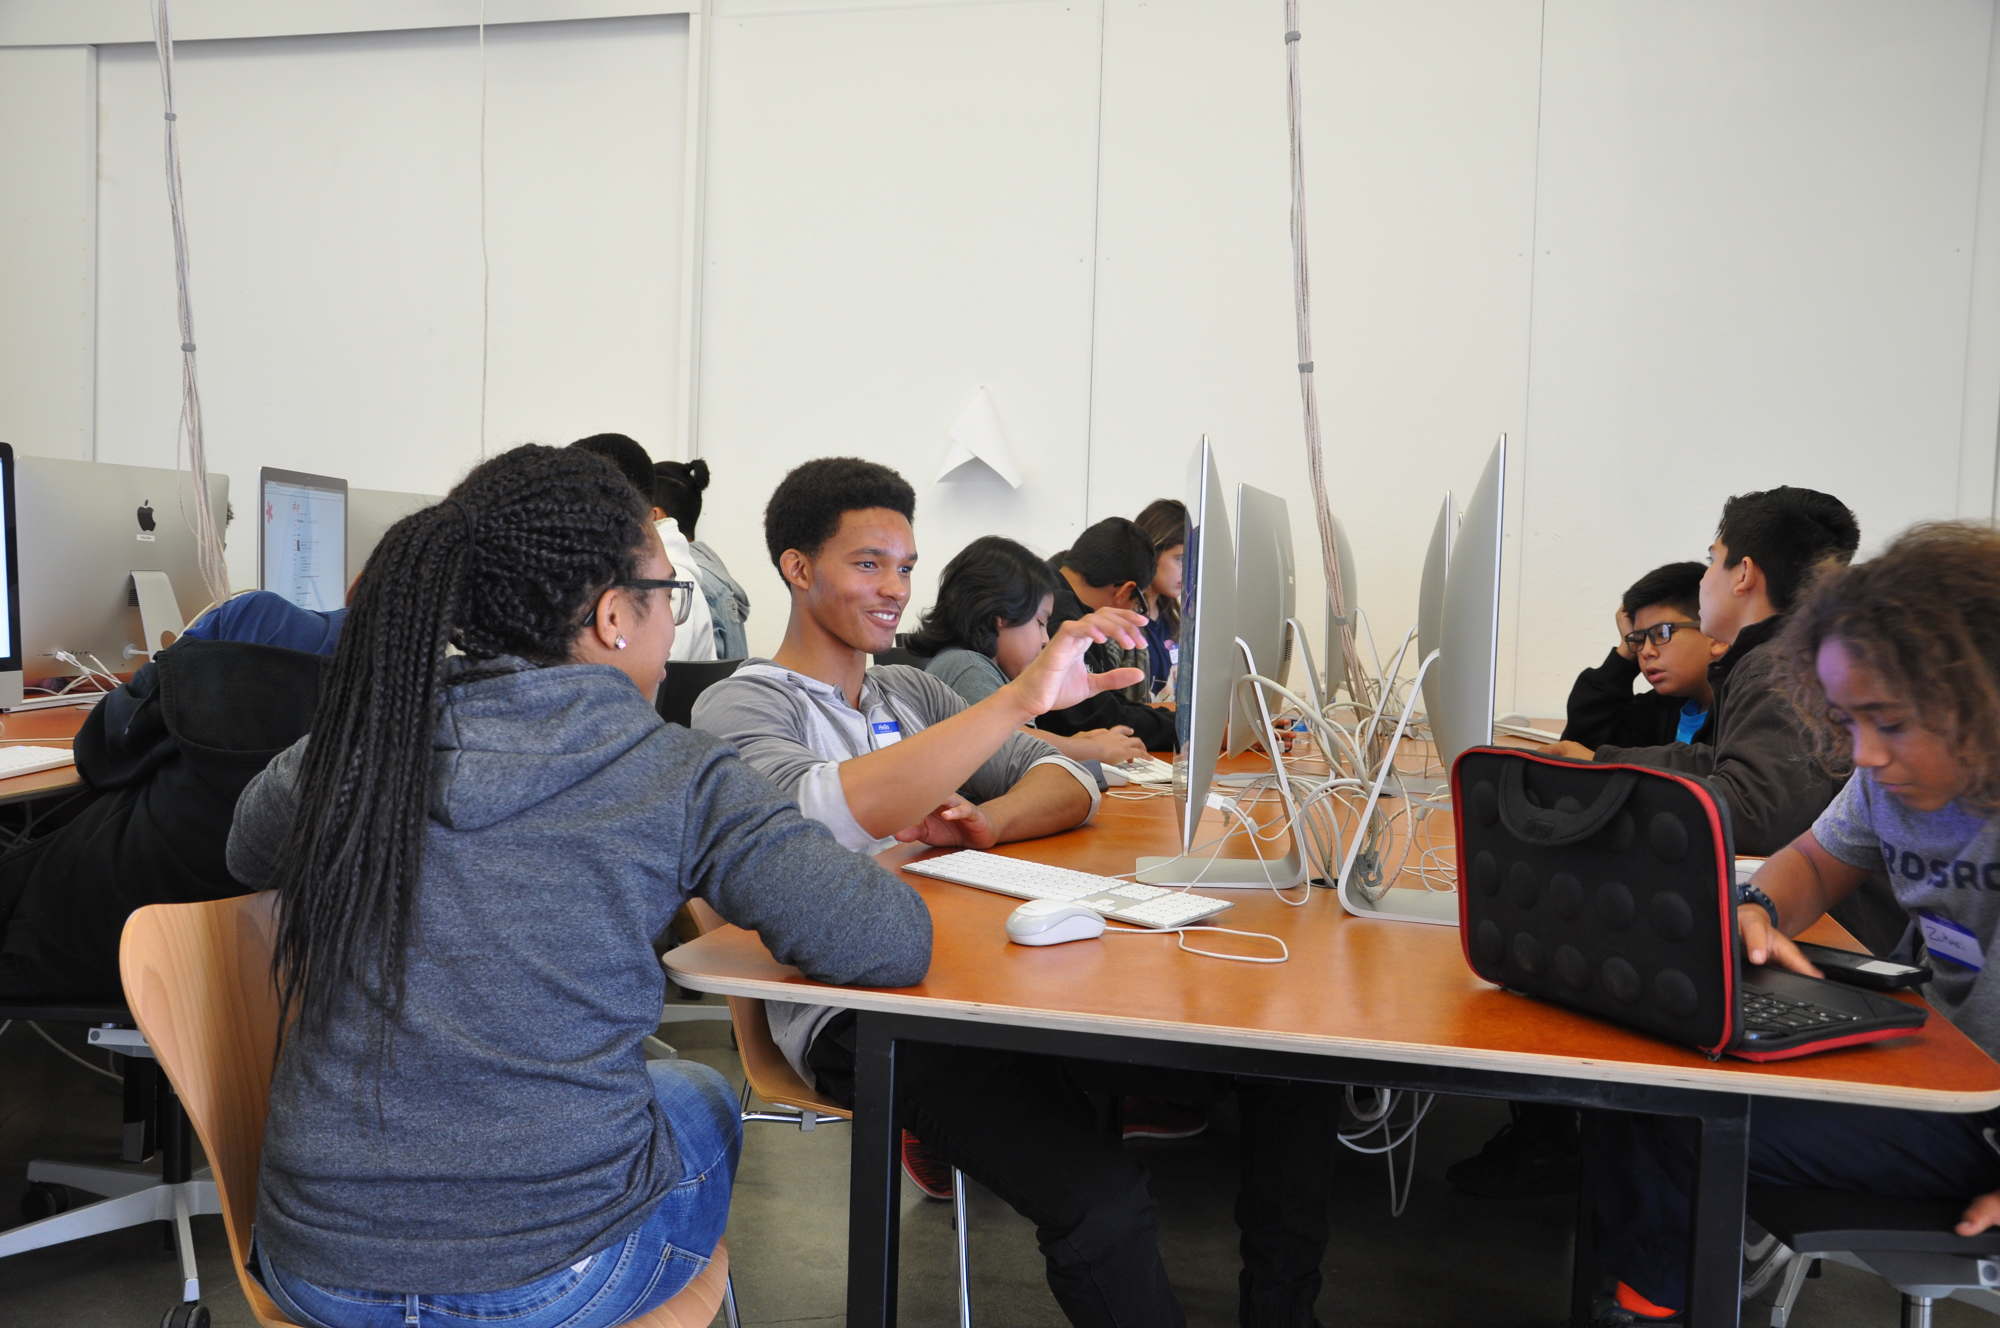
top-left (763, 457), bottom-right (916, 572)
top-left (1778, 521), bottom-right (2000, 811)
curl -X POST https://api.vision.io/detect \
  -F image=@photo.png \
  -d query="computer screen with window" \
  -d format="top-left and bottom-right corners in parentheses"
top-left (260, 468), bottom-right (348, 612)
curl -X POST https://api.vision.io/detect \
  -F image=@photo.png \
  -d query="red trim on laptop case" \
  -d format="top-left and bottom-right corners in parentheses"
top-left (1450, 747), bottom-right (1738, 1057)
top-left (1726, 1024), bottom-right (1919, 1062)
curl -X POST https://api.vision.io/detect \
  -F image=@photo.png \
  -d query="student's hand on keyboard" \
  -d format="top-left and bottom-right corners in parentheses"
top-left (1958, 1190), bottom-right (2000, 1237)
top-left (1736, 903), bottom-right (1822, 978)
top-left (1080, 726), bottom-right (1147, 764)
top-left (894, 793), bottom-right (999, 850)
top-left (1008, 608), bottom-right (1149, 717)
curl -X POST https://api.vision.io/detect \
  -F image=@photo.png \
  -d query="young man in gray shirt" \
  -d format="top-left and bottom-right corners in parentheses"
top-left (695, 458), bottom-right (1340, 1328)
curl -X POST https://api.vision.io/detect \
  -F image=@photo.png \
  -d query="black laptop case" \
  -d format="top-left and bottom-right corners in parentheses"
top-left (1450, 747), bottom-right (1925, 1061)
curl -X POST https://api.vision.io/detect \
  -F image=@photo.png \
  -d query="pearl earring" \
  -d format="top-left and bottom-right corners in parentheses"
top-left (614, 636), bottom-right (628, 650)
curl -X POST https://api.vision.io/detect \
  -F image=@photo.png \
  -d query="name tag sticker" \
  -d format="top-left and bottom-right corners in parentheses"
top-left (1918, 911), bottom-right (1984, 971)
top-left (869, 719), bottom-right (902, 749)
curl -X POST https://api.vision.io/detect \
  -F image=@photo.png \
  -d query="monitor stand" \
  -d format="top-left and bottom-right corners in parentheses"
top-left (0, 669), bottom-right (21, 712)
top-left (128, 571), bottom-right (184, 659)
top-left (1135, 640), bottom-right (1308, 890)
top-left (1334, 648), bottom-right (1459, 927)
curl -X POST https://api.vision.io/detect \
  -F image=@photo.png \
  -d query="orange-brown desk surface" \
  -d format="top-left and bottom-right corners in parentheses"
top-left (667, 765), bottom-right (2000, 1328)
top-left (668, 782), bottom-right (2000, 1113)
top-left (0, 704), bottom-right (91, 805)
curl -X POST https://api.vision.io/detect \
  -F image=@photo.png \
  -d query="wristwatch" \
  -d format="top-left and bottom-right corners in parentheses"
top-left (1737, 881), bottom-right (1781, 930)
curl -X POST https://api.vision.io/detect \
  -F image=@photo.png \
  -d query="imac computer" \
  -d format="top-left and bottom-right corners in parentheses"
top-left (348, 486), bottom-right (442, 583)
top-left (1415, 492), bottom-right (1456, 704)
top-left (1429, 437), bottom-right (1506, 772)
top-left (1336, 435), bottom-right (1506, 926)
top-left (260, 468), bottom-right (347, 612)
top-left (15, 456), bottom-right (231, 685)
top-left (1135, 439), bottom-right (1307, 889)
top-left (0, 445), bottom-right (23, 710)
top-left (1227, 483), bottom-right (1297, 759)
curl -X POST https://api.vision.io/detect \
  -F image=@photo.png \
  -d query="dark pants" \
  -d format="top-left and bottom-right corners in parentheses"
top-left (1584, 1097), bottom-right (2000, 1309)
top-left (809, 1012), bottom-right (1337, 1328)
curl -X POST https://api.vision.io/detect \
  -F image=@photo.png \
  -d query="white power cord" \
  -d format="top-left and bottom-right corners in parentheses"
top-left (1338, 1087), bottom-right (1435, 1217)
top-left (1103, 923), bottom-right (1290, 965)
top-left (147, 0), bottom-right (229, 607)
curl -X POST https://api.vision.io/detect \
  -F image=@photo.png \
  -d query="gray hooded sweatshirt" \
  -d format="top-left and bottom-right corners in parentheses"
top-left (226, 656), bottom-right (930, 1293)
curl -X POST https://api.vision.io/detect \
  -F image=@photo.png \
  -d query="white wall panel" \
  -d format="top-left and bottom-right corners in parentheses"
top-left (697, 0), bottom-right (1103, 653)
top-left (1088, 0), bottom-right (1541, 710)
top-left (93, 17), bottom-right (686, 590)
top-left (1515, 0), bottom-right (1995, 715)
top-left (0, 46), bottom-right (95, 460)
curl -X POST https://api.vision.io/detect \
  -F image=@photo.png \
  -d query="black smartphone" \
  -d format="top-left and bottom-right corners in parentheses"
top-left (1791, 941), bottom-right (1931, 991)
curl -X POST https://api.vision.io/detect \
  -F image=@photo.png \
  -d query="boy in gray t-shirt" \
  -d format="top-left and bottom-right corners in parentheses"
top-left (1581, 522), bottom-right (2000, 1327)
top-left (1814, 769), bottom-right (2000, 1047)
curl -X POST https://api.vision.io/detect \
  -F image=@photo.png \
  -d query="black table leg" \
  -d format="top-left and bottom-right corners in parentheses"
top-left (846, 1012), bottom-right (903, 1327)
top-left (1685, 1094), bottom-right (1750, 1328)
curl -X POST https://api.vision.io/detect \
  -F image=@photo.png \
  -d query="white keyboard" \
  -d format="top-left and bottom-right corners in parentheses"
top-left (905, 850), bottom-right (1232, 929)
top-left (1109, 756), bottom-right (1174, 785)
top-left (0, 745), bottom-right (76, 779)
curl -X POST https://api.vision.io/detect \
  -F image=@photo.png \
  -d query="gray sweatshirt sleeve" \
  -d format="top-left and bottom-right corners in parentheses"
top-left (227, 736), bottom-right (308, 888)
top-left (894, 669), bottom-right (1098, 816)
top-left (679, 742), bottom-right (931, 988)
top-left (690, 673), bottom-right (884, 851)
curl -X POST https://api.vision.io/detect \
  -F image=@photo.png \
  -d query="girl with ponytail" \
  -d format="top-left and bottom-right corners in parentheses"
top-left (230, 444), bottom-right (929, 1328)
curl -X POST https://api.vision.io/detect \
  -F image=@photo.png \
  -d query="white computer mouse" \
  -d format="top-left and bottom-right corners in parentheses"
top-left (1005, 899), bottom-right (1107, 946)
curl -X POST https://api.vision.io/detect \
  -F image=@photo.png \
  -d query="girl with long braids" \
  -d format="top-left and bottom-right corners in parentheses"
top-left (227, 444), bottom-right (930, 1328)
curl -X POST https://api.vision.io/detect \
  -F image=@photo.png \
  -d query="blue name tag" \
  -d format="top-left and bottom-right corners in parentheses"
top-left (871, 721), bottom-right (901, 736)
top-left (1919, 910), bottom-right (1985, 972)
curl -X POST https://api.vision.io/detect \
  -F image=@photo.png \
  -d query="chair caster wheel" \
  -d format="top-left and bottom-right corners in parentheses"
top-left (160, 1303), bottom-right (210, 1328)
top-left (20, 1182), bottom-right (72, 1220)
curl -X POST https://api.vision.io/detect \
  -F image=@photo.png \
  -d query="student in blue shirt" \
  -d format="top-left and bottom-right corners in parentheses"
top-left (1561, 562), bottom-right (1726, 750)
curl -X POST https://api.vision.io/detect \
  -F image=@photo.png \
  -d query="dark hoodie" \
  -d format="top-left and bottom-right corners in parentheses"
top-left (1595, 615), bottom-right (1830, 856)
top-left (227, 656), bottom-right (930, 1293)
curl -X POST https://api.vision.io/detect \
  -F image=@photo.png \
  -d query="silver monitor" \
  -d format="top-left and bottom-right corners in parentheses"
top-left (15, 456), bottom-right (230, 679)
top-left (1430, 437), bottom-right (1506, 769)
top-left (348, 486), bottom-right (442, 583)
top-left (1136, 439), bottom-right (1305, 888)
top-left (1227, 483), bottom-right (1296, 758)
top-left (1319, 513), bottom-right (1361, 701)
top-left (1415, 491), bottom-right (1457, 726)
top-left (0, 444), bottom-right (22, 710)
top-left (259, 468), bottom-right (347, 612)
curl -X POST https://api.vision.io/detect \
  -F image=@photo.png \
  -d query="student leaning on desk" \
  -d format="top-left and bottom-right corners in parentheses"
top-left (1583, 522), bottom-right (2000, 1327)
top-left (223, 444), bottom-right (929, 1328)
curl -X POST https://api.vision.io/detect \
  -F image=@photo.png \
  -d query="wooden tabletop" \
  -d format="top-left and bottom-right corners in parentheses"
top-left (668, 763), bottom-right (2000, 1114)
top-left (0, 703), bottom-right (92, 804)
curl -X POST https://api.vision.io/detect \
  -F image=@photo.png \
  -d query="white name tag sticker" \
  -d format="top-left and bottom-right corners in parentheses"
top-left (869, 719), bottom-right (903, 749)
top-left (1919, 911), bottom-right (1985, 971)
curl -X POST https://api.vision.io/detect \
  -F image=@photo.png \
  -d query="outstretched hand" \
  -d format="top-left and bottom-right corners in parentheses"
top-left (1006, 608), bottom-right (1149, 718)
top-left (894, 793), bottom-right (999, 849)
top-left (1960, 1190), bottom-right (2000, 1237)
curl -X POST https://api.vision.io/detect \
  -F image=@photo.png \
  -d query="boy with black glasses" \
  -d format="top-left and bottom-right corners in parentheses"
top-left (1562, 562), bottom-right (1727, 750)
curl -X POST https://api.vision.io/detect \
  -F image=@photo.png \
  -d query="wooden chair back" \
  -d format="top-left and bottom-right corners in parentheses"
top-left (120, 891), bottom-right (296, 1326)
top-left (682, 898), bottom-right (849, 1120)
top-left (122, 893), bottom-right (733, 1328)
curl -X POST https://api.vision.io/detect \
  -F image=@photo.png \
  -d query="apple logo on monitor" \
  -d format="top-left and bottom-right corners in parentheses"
top-left (136, 499), bottom-right (155, 534)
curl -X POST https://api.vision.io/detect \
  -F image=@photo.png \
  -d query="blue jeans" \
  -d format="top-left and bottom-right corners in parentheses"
top-left (256, 1059), bottom-right (741, 1328)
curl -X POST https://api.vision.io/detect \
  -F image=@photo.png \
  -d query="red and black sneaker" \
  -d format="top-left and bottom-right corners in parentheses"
top-left (900, 1131), bottom-right (955, 1202)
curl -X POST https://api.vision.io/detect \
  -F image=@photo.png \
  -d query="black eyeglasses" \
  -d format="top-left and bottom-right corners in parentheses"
top-left (585, 578), bottom-right (698, 628)
top-left (1623, 620), bottom-right (1700, 650)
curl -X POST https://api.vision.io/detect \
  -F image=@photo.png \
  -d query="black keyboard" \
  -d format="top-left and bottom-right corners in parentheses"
top-left (1739, 988), bottom-right (1865, 1041)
